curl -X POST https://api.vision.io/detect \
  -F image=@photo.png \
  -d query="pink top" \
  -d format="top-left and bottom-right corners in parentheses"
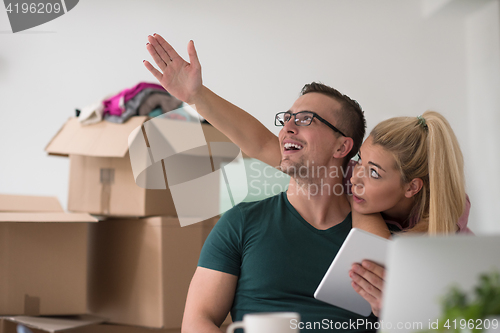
top-left (344, 160), bottom-right (473, 234)
top-left (103, 82), bottom-right (166, 116)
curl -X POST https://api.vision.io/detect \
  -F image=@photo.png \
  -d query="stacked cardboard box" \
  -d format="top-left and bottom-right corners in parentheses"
top-left (1, 116), bottom-right (235, 332)
top-left (87, 216), bottom-right (218, 328)
top-left (0, 194), bottom-right (97, 316)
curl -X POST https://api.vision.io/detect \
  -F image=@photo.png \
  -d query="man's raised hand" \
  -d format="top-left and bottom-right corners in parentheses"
top-left (144, 34), bottom-right (202, 104)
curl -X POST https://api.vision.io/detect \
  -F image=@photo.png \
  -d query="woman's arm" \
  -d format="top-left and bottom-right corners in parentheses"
top-left (144, 34), bottom-right (281, 167)
top-left (351, 209), bottom-right (391, 239)
top-left (347, 192), bottom-right (391, 239)
top-left (348, 202), bottom-right (390, 317)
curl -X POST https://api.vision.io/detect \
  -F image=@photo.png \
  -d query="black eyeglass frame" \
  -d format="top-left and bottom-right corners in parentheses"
top-left (275, 111), bottom-right (348, 137)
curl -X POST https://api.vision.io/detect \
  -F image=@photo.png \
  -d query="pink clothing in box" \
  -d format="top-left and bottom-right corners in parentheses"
top-left (103, 82), bottom-right (166, 116)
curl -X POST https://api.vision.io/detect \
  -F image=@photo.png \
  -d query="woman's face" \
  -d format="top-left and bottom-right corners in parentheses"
top-left (350, 136), bottom-right (410, 218)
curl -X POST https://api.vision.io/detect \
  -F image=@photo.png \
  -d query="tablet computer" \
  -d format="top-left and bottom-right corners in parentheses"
top-left (314, 228), bottom-right (390, 316)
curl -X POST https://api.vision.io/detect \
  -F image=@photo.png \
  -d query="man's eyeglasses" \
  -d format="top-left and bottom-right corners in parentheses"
top-left (275, 111), bottom-right (347, 137)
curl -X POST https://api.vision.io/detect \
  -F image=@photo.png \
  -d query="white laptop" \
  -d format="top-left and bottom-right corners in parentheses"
top-left (380, 234), bottom-right (500, 333)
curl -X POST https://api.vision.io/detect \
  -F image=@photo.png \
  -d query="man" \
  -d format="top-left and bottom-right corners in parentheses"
top-left (145, 34), bottom-right (378, 333)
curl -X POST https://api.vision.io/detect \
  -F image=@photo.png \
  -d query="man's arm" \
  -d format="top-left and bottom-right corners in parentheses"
top-left (182, 267), bottom-right (238, 333)
top-left (144, 34), bottom-right (281, 167)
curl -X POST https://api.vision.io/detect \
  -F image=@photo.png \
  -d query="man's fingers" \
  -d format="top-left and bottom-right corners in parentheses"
top-left (154, 33), bottom-right (182, 62)
top-left (187, 40), bottom-right (201, 69)
top-left (146, 42), bottom-right (168, 73)
top-left (148, 36), bottom-right (172, 65)
top-left (362, 260), bottom-right (386, 280)
top-left (143, 60), bottom-right (163, 82)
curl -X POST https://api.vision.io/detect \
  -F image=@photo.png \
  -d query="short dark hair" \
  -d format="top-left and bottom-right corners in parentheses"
top-left (301, 82), bottom-right (366, 166)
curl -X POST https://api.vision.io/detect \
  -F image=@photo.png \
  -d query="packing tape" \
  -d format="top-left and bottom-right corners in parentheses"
top-left (24, 294), bottom-right (40, 316)
top-left (100, 168), bottom-right (115, 215)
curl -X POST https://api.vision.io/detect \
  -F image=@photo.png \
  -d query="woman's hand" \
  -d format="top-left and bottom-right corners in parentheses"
top-left (144, 34), bottom-right (202, 104)
top-left (349, 260), bottom-right (385, 317)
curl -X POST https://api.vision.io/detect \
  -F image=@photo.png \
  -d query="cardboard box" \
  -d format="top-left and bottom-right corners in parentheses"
top-left (0, 318), bottom-right (230, 333)
top-left (0, 315), bottom-right (105, 333)
top-left (45, 117), bottom-right (239, 219)
top-left (87, 216), bottom-right (220, 328)
top-left (0, 194), bottom-right (97, 316)
top-left (73, 323), bottom-right (230, 333)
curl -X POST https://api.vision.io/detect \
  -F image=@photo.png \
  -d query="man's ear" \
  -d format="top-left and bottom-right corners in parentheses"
top-left (333, 137), bottom-right (354, 159)
top-left (405, 178), bottom-right (423, 198)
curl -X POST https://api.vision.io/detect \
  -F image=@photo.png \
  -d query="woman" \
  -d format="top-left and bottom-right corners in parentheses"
top-left (144, 33), bottom-right (471, 316)
top-left (346, 111), bottom-right (472, 316)
top-left (351, 112), bottom-right (468, 234)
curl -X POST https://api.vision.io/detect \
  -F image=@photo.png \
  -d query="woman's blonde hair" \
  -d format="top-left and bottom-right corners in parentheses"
top-left (370, 111), bottom-right (465, 234)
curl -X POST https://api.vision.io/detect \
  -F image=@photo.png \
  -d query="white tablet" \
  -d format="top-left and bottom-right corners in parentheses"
top-left (314, 228), bottom-right (390, 316)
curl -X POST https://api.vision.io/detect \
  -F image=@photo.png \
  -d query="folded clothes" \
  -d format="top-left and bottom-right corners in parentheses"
top-left (148, 107), bottom-right (164, 118)
top-left (78, 101), bottom-right (104, 126)
top-left (103, 82), bottom-right (165, 117)
top-left (104, 88), bottom-right (170, 124)
top-left (147, 106), bottom-right (199, 123)
top-left (138, 92), bottom-right (183, 116)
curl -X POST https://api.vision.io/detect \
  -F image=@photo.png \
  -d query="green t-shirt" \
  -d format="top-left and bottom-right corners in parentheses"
top-left (199, 191), bottom-right (377, 332)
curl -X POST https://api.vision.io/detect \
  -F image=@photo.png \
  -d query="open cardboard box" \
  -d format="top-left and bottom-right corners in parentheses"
top-left (87, 215), bottom-right (230, 329)
top-left (0, 315), bottom-right (105, 333)
top-left (0, 194), bottom-right (97, 316)
top-left (45, 116), bottom-right (241, 219)
top-left (0, 317), bottom-right (229, 333)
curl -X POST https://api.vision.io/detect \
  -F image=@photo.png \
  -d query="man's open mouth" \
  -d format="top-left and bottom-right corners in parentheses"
top-left (284, 142), bottom-right (304, 151)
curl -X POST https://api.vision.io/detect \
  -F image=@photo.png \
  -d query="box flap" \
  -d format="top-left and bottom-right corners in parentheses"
top-left (202, 121), bottom-right (249, 157)
top-left (0, 212), bottom-right (98, 223)
top-left (2, 315), bottom-right (105, 332)
top-left (0, 194), bottom-right (64, 213)
top-left (45, 117), bottom-right (148, 158)
top-left (142, 117), bottom-right (237, 159)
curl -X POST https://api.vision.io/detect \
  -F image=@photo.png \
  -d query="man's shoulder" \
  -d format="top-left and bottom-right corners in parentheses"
top-left (218, 192), bottom-right (286, 226)
top-left (233, 191), bottom-right (285, 211)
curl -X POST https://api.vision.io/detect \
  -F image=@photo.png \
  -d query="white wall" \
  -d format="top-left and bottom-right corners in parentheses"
top-left (0, 0), bottom-right (497, 232)
top-left (465, 0), bottom-right (500, 234)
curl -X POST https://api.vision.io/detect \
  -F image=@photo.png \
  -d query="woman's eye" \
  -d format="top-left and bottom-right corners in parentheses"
top-left (370, 169), bottom-right (380, 179)
top-left (357, 157), bottom-right (362, 165)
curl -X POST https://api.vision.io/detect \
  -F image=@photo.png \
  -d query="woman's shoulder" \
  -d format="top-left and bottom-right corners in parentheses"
top-left (456, 195), bottom-right (473, 234)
